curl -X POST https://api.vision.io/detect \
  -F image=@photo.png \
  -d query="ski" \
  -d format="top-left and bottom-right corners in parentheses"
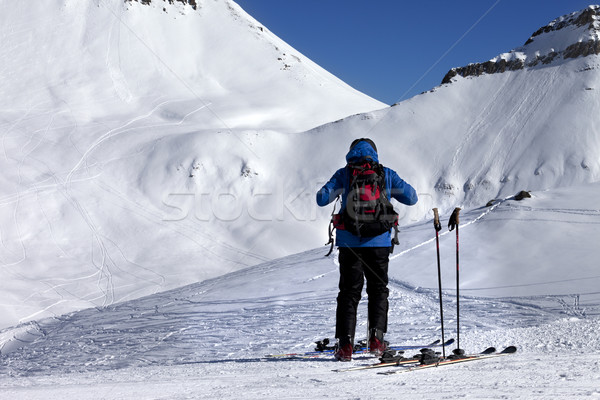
top-left (333, 355), bottom-right (420, 372)
top-left (378, 346), bottom-right (517, 375)
top-left (265, 338), bottom-right (454, 359)
top-left (333, 339), bottom-right (462, 372)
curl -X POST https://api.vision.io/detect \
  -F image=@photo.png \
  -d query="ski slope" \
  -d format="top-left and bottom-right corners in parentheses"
top-left (1, 2), bottom-right (600, 398)
top-left (3, 1), bottom-right (600, 332)
top-left (0, 0), bottom-right (385, 329)
top-left (0, 185), bottom-right (599, 398)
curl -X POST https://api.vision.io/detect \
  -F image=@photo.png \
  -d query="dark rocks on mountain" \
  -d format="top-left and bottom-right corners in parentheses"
top-left (434, 179), bottom-right (457, 194)
top-left (486, 199), bottom-right (499, 207)
top-left (564, 39), bottom-right (600, 59)
top-left (525, 6), bottom-right (599, 45)
top-left (442, 58), bottom-right (525, 84)
top-left (528, 51), bottom-right (560, 67)
top-left (574, 6), bottom-right (599, 27)
top-left (126, 0), bottom-right (198, 10)
top-left (514, 191), bottom-right (531, 201)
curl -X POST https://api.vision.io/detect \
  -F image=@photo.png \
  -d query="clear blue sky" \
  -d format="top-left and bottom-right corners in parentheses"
top-left (234, 0), bottom-right (596, 105)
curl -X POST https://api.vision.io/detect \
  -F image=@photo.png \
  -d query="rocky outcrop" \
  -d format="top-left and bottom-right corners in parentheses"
top-left (525, 6), bottom-right (598, 45)
top-left (442, 59), bottom-right (525, 84)
top-left (564, 39), bottom-right (600, 59)
top-left (126, 0), bottom-right (198, 10)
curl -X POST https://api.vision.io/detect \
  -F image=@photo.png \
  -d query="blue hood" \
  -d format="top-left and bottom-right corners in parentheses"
top-left (345, 140), bottom-right (379, 164)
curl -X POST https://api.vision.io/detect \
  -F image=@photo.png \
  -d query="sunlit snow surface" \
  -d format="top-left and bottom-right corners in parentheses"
top-left (2, 1), bottom-right (600, 398)
top-left (1, 189), bottom-right (600, 398)
top-left (0, 0), bottom-right (385, 330)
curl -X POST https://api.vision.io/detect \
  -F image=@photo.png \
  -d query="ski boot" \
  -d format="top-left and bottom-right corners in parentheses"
top-left (334, 335), bottom-right (354, 361)
top-left (368, 328), bottom-right (387, 356)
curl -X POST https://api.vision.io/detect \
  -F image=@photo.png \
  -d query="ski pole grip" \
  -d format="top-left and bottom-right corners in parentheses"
top-left (432, 208), bottom-right (442, 232)
top-left (448, 207), bottom-right (461, 231)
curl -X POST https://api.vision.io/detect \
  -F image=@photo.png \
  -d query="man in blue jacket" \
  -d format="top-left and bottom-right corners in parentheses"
top-left (316, 138), bottom-right (418, 361)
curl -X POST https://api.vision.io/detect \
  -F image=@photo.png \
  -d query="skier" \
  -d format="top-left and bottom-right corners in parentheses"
top-left (316, 138), bottom-right (418, 361)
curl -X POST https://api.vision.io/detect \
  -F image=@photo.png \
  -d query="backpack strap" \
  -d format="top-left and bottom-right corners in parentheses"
top-left (391, 218), bottom-right (400, 253)
top-left (324, 197), bottom-right (340, 257)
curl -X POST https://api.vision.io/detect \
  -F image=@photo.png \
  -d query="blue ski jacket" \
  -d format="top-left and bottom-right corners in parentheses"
top-left (316, 141), bottom-right (418, 248)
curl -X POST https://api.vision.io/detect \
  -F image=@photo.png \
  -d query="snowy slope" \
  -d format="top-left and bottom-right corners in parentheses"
top-left (2, 5), bottom-right (600, 397)
top-left (0, 0), bottom-right (385, 329)
top-left (2, 0), bottom-right (384, 132)
top-left (309, 6), bottom-right (600, 218)
top-left (0, 184), bottom-right (599, 399)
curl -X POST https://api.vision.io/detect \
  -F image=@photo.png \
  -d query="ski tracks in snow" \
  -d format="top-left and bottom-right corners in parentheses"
top-left (445, 67), bottom-right (561, 202)
top-left (1, 94), bottom-right (244, 318)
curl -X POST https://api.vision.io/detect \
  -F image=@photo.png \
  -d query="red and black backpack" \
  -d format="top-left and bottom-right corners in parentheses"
top-left (326, 160), bottom-right (400, 255)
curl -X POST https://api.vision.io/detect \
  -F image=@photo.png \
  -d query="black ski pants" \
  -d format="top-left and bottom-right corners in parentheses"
top-left (336, 247), bottom-right (390, 341)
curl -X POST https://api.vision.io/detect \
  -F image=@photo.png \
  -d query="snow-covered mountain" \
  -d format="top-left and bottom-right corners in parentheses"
top-left (1, 0), bottom-right (600, 345)
top-left (1, 3), bottom-right (600, 398)
top-left (442, 5), bottom-right (600, 83)
top-left (3, 0), bottom-right (384, 131)
top-left (315, 5), bottom-right (600, 214)
top-left (0, 0), bottom-right (384, 329)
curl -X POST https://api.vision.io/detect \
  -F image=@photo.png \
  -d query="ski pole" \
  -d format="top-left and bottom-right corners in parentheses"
top-left (432, 208), bottom-right (445, 359)
top-left (448, 207), bottom-right (462, 355)
top-left (366, 319), bottom-right (370, 353)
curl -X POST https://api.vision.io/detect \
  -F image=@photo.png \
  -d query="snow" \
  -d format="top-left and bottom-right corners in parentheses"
top-left (0, 0), bottom-right (385, 329)
top-left (1, 1), bottom-right (600, 398)
top-left (490, 5), bottom-right (600, 66)
top-left (2, 186), bottom-right (600, 398)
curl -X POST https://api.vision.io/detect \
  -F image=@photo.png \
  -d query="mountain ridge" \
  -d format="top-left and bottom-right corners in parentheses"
top-left (442, 5), bottom-right (600, 84)
top-left (0, 0), bottom-right (383, 330)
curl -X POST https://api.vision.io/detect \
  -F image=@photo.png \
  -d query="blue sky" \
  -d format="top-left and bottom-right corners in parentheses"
top-left (234, 0), bottom-right (596, 105)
